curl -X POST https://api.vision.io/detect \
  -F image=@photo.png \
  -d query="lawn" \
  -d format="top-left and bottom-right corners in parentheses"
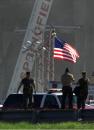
top-left (0, 121), bottom-right (94, 129)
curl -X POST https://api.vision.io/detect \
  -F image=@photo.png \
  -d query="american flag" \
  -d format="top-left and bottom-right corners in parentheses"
top-left (53, 37), bottom-right (79, 63)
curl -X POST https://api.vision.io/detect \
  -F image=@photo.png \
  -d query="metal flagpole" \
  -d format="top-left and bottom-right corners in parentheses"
top-left (51, 28), bottom-right (56, 81)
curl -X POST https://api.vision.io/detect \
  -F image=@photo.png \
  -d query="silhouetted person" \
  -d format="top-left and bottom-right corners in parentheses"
top-left (76, 71), bottom-right (89, 109)
top-left (61, 67), bottom-right (75, 109)
top-left (17, 72), bottom-right (35, 109)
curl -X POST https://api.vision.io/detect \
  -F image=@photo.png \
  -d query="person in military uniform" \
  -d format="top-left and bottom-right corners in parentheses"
top-left (17, 72), bottom-right (35, 109)
top-left (61, 67), bottom-right (75, 109)
top-left (77, 71), bottom-right (89, 109)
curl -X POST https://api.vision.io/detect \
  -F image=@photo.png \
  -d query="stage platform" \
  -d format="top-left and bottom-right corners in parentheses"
top-left (0, 109), bottom-right (94, 122)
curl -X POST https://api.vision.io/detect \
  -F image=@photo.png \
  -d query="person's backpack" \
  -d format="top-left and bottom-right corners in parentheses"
top-left (73, 86), bottom-right (80, 96)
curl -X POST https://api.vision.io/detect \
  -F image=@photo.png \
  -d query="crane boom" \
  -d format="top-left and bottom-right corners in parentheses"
top-left (7, 0), bottom-right (53, 96)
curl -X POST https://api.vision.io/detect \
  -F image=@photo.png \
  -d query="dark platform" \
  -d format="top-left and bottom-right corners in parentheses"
top-left (0, 109), bottom-right (94, 122)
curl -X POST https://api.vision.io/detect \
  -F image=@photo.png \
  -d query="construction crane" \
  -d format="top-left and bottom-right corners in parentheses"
top-left (7, 0), bottom-right (54, 97)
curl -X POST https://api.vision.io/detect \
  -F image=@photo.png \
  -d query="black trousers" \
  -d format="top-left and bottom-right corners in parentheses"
top-left (62, 86), bottom-right (73, 109)
top-left (77, 94), bottom-right (87, 109)
top-left (23, 92), bottom-right (33, 109)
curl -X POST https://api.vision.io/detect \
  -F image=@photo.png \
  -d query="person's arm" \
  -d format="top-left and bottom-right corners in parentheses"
top-left (33, 81), bottom-right (36, 93)
top-left (72, 74), bottom-right (75, 81)
top-left (17, 81), bottom-right (22, 93)
top-left (70, 74), bottom-right (75, 83)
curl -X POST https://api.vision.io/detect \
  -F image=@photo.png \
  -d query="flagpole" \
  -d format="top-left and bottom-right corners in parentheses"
top-left (51, 28), bottom-right (56, 81)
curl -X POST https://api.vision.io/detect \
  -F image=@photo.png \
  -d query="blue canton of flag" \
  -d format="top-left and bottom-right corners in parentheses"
top-left (53, 37), bottom-right (79, 63)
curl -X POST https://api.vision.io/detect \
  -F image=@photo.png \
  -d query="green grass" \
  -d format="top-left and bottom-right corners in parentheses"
top-left (0, 121), bottom-right (94, 129)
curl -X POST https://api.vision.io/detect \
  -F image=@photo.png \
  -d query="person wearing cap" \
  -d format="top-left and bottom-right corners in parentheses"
top-left (61, 67), bottom-right (75, 109)
top-left (17, 72), bottom-right (35, 109)
top-left (76, 71), bottom-right (90, 109)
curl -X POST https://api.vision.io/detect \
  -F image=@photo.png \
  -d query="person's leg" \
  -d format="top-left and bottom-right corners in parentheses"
top-left (82, 95), bottom-right (87, 110)
top-left (68, 87), bottom-right (73, 109)
top-left (77, 96), bottom-right (83, 121)
top-left (81, 99), bottom-right (85, 109)
top-left (23, 94), bottom-right (28, 109)
top-left (62, 89), bottom-right (67, 109)
top-left (27, 88), bottom-right (33, 108)
top-left (28, 93), bottom-right (33, 108)
top-left (77, 96), bottom-right (81, 109)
